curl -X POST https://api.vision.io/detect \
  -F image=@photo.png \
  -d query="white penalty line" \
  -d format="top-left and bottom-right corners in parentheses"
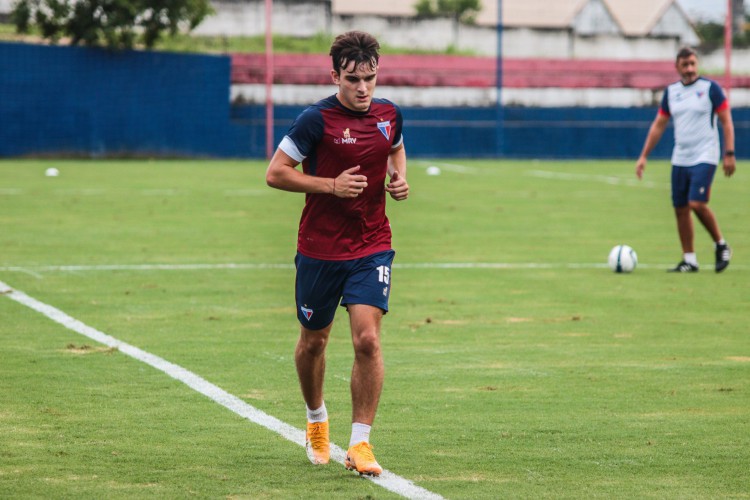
top-left (0, 279), bottom-right (444, 500)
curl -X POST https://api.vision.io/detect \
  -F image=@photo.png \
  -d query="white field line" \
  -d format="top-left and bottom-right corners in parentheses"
top-left (0, 263), bottom-right (296, 272)
top-left (527, 169), bottom-right (667, 189)
top-left (414, 160), bottom-right (477, 174)
top-left (0, 279), bottom-right (444, 500)
top-left (0, 189), bottom-right (269, 196)
top-left (1, 262), bottom-right (699, 273)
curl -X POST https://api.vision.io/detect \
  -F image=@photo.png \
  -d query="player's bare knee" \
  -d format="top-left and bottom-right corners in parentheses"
top-left (352, 330), bottom-right (381, 358)
top-left (299, 329), bottom-right (329, 355)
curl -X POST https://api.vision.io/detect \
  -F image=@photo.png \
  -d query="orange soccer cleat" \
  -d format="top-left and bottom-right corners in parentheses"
top-left (345, 441), bottom-right (382, 476)
top-left (305, 421), bottom-right (330, 465)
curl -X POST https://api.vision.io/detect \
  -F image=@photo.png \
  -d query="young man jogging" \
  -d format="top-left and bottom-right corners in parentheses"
top-left (636, 46), bottom-right (736, 272)
top-left (266, 31), bottom-right (409, 475)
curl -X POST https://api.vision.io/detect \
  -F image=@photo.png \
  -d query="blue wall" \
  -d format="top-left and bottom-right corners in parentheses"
top-left (2, 42), bottom-right (746, 159)
top-left (1, 41), bottom-right (251, 157)
top-left (236, 105), bottom-right (679, 159)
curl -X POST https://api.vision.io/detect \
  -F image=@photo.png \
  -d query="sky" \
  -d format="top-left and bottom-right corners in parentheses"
top-left (677, 0), bottom-right (747, 23)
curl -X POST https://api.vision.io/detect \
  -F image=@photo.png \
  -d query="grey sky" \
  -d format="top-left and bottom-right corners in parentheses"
top-left (677, 0), bottom-right (748, 23)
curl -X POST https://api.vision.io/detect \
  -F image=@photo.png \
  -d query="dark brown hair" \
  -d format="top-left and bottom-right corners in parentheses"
top-left (676, 46), bottom-right (697, 63)
top-left (329, 31), bottom-right (380, 74)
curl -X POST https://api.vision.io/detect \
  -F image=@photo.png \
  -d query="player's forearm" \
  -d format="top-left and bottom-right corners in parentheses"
top-left (388, 145), bottom-right (406, 178)
top-left (722, 122), bottom-right (735, 154)
top-left (640, 124), bottom-right (666, 159)
top-left (267, 166), bottom-right (333, 194)
top-left (266, 148), bottom-right (335, 194)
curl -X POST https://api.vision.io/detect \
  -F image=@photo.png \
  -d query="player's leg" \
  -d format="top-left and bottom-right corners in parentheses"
top-left (686, 163), bottom-right (731, 272)
top-left (690, 201), bottom-right (721, 242)
top-left (296, 324), bottom-right (332, 465)
top-left (294, 253), bottom-right (349, 465)
top-left (296, 324), bottom-right (331, 415)
top-left (344, 304), bottom-right (385, 476)
top-left (348, 304), bottom-right (384, 427)
top-left (340, 250), bottom-right (394, 476)
top-left (675, 205), bottom-right (695, 254)
top-left (669, 166), bottom-right (699, 272)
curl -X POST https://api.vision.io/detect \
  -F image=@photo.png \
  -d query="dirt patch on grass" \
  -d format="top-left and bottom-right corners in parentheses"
top-left (64, 344), bottom-right (118, 355)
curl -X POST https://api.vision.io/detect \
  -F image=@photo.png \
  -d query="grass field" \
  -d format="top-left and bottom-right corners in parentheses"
top-left (1, 158), bottom-right (748, 499)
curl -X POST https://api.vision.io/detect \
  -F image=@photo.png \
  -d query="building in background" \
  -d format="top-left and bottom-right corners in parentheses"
top-left (195, 0), bottom-right (699, 59)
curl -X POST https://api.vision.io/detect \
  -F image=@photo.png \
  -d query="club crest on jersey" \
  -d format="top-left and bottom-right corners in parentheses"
top-left (334, 128), bottom-right (357, 145)
top-left (696, 91), bottom-right (705, 98)
top-left (377, 121), bottom-right (391, 140)
top-left (301, 306), bottom-right (314, 320)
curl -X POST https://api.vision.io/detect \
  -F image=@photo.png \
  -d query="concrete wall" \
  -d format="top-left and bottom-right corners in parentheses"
top-left (193, 0), bottom-right (330, 37)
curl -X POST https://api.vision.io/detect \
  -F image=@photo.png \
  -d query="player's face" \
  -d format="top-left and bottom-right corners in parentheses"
top-left (332, 61), bottom-right (378, 112)
top-left (676, 55), bottom-right (699, 84)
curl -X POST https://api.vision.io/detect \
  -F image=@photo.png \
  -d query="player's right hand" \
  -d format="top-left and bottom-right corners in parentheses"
top-left (334, 166), bottom-right (368, 198)
top-left (635, 157), bottom-right (646, 180)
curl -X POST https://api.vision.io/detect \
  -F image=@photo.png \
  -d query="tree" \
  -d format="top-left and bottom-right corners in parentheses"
top-left (414, 0), bottom-right (481, 23)
top-left (11, 0), bottom-right (213, 49)
top-left (731, 0), bottom-right (745, 36)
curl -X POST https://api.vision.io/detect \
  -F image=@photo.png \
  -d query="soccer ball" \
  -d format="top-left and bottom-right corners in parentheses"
top-left (608, 245), bottom-right (637, 273)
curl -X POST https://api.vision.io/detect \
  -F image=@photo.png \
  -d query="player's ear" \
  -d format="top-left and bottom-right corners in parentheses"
top-left (331, 69), bottom-right (340, 85)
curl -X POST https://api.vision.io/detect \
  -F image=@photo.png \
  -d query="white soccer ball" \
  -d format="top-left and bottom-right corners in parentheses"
top-left (45, 167), bottom-right (59, 177)
top-left (608, 245), bottom-right (637, 273)
top-left (426, 166), bottom-right (441, 176)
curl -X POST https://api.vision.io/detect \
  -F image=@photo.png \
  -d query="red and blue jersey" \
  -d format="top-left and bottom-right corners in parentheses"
top-left (279, 94), bottom-right (404, 260)
top-left (659, 77), bottom-right (728, 167)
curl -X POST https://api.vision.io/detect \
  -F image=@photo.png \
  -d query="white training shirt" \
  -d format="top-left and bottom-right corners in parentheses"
top-left (660, 77), bottom-right (728, 167)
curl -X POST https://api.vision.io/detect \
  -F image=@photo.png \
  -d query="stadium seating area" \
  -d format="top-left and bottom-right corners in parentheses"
top-left (231, 54), bottom-right (750, 89)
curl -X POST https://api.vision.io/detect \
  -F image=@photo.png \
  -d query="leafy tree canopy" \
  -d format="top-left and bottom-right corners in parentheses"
top-left (414, 0), bottom-right (481, 23)
top-left (11, 0), bottom-right (213, 49)
top-left (695, 20), bottom-right (750, 52)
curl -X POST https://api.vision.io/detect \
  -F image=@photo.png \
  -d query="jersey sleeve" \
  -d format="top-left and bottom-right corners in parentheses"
top-left (709, 81), bottom-right (728, 111)
top-left (659, 88), bottom-right (670, 117)
top-left (391, 103), bottom-right (404, 149)
top-left (278, 106), bottom-right (324, 162)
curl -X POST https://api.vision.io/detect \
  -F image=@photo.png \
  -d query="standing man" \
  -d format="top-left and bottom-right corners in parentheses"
top-left (636, 47), bottom-right (736, 272)
top-left (266, 31), bottom-right (409, 476)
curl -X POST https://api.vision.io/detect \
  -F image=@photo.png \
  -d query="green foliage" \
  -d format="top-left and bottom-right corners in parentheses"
top-left (413, 0), bottom-right (481, 23)
top-left (10, 0), bottom-right (213, 49)
top-left (695, 20), bottom-right (750, 51)
top-left (0, 22), bottom-right (477, 55)
top-left (146, 31), bottom-right (476, 55)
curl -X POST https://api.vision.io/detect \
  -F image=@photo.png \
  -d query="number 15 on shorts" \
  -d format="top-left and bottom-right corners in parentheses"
top-left (376, 265), bottom-right (390, 284)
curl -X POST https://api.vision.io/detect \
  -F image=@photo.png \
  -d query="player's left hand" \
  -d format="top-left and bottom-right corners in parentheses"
top-left (723, 155), bottom-right (736, 177)
top-left (386, 171), bottom-right (409, 201)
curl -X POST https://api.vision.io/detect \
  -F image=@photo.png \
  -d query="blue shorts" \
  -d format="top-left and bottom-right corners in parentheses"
top-left (671, 163), bottom-right (716, 207)
top-left (294, 250), bottom-right (395, 331)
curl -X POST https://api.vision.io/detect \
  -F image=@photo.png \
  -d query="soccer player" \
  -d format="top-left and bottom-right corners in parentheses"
top-left (636, 46), bottom-right (736, 273)
top-left (265, 31), bottom-right (409, 476)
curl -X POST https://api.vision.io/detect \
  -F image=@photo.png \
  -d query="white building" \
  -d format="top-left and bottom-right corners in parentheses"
top-left (196, 0), bottom-right (700, 59)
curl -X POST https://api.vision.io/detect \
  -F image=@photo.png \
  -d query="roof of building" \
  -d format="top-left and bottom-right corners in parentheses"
top-left (332, 0), bottom-right (695, 35)
top-left (605, 0), bottom-right (683, 36)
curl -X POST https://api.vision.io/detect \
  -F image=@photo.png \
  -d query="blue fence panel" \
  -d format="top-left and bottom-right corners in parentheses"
top-left (0, 41), bottom-right (251, 157)
top-left (2, 42), bottom-right (747, 159)
top-left (254, 105), bottom-right (675, 159)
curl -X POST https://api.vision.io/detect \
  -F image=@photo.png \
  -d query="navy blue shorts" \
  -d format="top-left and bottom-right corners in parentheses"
top-left (671, 163), bottom-right (716, 207)
top-left (294, 250), bottom-right (395, 331)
